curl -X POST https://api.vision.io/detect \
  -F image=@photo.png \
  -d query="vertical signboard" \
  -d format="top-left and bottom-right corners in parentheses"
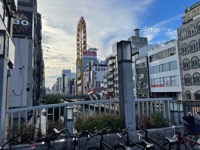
top-left (13, 10), bottom-right (33, 38)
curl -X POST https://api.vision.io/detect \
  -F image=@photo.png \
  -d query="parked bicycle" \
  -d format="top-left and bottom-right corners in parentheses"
top-left (30, 131), bottom-right (59, 150)
top-left (113, 127), bottom-right (155, 150)
top-left (0, 133), bottom-right (22, 150)
top-left (140, 127), bottom-right (167, 150)
top-left (162, 125), bottom-right (200, 150)
top-left (53, 128), bottom-right (90, 150)
top-left (87, 127), bottom-right (116, 150)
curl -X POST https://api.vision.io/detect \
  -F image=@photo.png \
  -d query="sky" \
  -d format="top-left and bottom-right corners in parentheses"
top-left (37, 0), bottom-right (199, 88)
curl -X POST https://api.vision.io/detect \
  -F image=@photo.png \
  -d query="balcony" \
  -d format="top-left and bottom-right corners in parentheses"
top-left (107, 74), bottom-right (113, 79)
top-left (108, 88), bottom-right (114, 92)
top-left (107, 81), bottom-right (114, 85)
top-left (108, 67), bottom-right (114, 72)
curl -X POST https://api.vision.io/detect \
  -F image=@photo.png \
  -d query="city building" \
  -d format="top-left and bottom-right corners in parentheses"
top-left (129, 29), bottom-right (148, 98)
top-left (34, 13), bottom-right (45, 103)
top-left (0, 0), bottom-right (17, 143)
top-left (83, 60), bottom-right (107, 96)
top-left (61, 69), bottom-right (76, 95)
top-left (148, 40), bottom-right (182, 100)
top-left (135, 44), bottom-right (159, 98)
top-left (178, 1), bottom-right (200, 100)
top-left (129, 29), bottom-right (148, 52)
top-left (106, 54), bottom-right (118, 98)
top-left (52, 70), bottom-right (76, 95)
top-left (101, 72), bottom-right (108, 99)
top-left (104, 30), bottom-right (149, 99)
top-left (9, 0), bottom-right (43, 108)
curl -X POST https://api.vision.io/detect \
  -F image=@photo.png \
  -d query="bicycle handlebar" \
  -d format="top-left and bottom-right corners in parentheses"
top-left (54, 128), bottom-right (90, 139)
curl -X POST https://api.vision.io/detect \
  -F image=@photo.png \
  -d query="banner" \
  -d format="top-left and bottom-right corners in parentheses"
top-left (13, 10), bottom-right (33, 38)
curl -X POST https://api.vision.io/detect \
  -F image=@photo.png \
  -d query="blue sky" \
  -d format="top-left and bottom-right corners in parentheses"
top-left (38, 0), bottom-right (199, 87)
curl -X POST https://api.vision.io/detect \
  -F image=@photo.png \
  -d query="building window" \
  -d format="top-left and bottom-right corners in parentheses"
top-left (163, 63), bottom-right (169, 72)
top-left (180, 29), bottom-right (187, 39)
top-left (190, 40), bottom-right (198, 52)
top-left (181, 44), bottom-right (188, 55)
top-left (188, 25), bottom-right (196, 36)
top-left (193, 73), bottom-right (200, 84)
top-left (197, 22), bottom-right (200, 33)
top-left (183, 59), bottom-right (190, 70)
top-left (169, 61), bottom-right (177, 70)
top-left (184, 74), bottom-right (192, 86)
top-left (168, 47), bottom-right (176, 56)
top-left (185, 91), bottom-right (191, 100)
top-left (191, 56), bottom-right (199, 68)
top-left (195, 91), bottom-right (200, 100)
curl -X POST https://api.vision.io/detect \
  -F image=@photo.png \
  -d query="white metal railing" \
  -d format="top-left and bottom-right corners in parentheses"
top-left (4, 98), bottom-right (173, 141)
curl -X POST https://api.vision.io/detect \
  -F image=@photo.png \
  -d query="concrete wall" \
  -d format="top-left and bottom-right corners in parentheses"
top-left (9, 38), bottom-right (33, 108)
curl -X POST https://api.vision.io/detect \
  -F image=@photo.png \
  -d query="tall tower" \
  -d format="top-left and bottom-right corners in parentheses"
top-left (76, 17), bottom-right (87, 95)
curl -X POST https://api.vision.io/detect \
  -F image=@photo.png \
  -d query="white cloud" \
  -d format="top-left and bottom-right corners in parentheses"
top-left (38, 0), bottom-right (155, 87)
top-left (142, 27), bottom-right (161, 42)
top-left (141, 14), bottom-right (182, 43)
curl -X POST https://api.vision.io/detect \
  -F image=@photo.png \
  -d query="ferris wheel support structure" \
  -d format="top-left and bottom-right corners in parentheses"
top-left (76, 17), bottom-right (87, 95)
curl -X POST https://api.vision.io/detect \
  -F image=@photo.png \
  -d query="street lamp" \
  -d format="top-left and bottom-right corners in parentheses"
top-left (65, 106), bottom-right (74, 135)
top-left (170, 101), bottom-right (178, 111)
top-left (0, 30), bottom-right (5, 57)
top-left (117, 40), bottom-right (135, 131)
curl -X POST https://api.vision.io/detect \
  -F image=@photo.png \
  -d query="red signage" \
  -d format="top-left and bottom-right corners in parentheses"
top-left (83, 51), bottom-right (97, 56)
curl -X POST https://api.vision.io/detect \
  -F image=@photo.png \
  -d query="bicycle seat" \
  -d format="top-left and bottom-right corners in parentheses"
top-left (73, 132), bottom-right (83, 138)
top-left (141, 139), bottom-right (154, 148)
top-left (164, 137), bottom-right (177, 144)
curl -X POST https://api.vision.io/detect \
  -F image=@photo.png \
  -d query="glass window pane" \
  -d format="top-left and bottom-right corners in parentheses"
top-left (163, 63), bottom-right (169, 72)
top-left (159, 65), bottom-right (163, 72)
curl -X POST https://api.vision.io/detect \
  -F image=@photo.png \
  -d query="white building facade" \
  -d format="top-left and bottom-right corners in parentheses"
top-left (148, 40), bottom-right (182, 100)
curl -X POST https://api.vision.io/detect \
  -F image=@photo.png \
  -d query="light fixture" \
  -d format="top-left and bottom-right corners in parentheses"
top-left (0, 30), bottom-right (5, 55)
top-left (170, 101), bottom-right (178, 111)
top-left (117, 40), bottom-right (132, 63)
top-left (66, 106), bottom-right (73, 120)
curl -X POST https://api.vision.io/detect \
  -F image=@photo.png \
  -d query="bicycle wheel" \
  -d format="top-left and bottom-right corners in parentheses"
top-left (87, 147), bottom-right (99, 150)
top-left (183, 133), bottom-right (198, 147)
top-left (112, 144), bottom-right (126, 150)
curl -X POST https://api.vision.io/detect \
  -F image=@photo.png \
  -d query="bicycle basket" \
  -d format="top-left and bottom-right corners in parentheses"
top-left (182, 116), bottom-right (200, 135)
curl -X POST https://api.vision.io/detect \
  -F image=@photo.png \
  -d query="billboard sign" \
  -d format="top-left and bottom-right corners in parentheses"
top-left (83, 51), bottom-right (97, 56)
top-left (13, 10), bottom-right (33, 38)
